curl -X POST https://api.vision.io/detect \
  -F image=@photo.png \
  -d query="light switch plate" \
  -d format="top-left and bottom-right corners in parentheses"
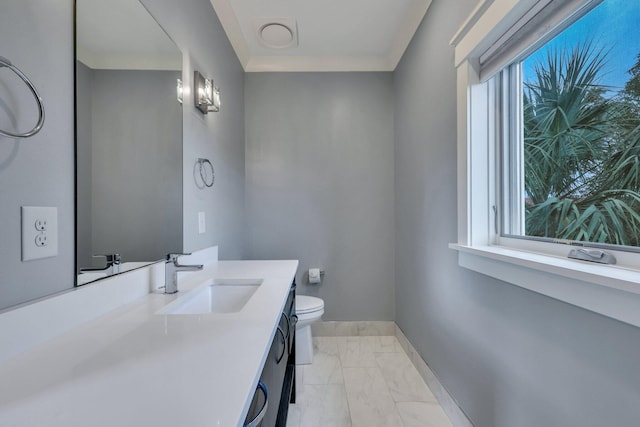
top-left (198, 211), bottom-right (206, 234)
top-left (21, 206), bottom-right (58, 261)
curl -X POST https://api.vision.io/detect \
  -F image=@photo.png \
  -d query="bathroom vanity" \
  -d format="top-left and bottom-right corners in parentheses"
top-left (0, 256), bottom-right (298, 427)
top-left (245, 280), bottom-right (296, 426)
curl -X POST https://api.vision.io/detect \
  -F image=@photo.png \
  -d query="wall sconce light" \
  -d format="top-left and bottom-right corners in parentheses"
top-left (176, 78), bottom-right (183, 104)
top-left (194, 70), bottom-right (221, 114)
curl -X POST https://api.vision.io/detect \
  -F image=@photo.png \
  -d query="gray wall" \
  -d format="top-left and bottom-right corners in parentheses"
top-left (394, 1), bottom-right (640, 426)
top-left (245, 73), bottom-right (395, 320)
top-left (0, 0), bottom-right (75, 310)
top-left (142, 0), bottom-right (246, 261)
top-left (84, 68), bottom-right (183, 264)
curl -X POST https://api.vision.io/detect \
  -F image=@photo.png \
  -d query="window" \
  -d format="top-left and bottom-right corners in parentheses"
top-left (450, 0), bottom-right (640, 328)
top-left (501, 0), bottom-right (640, 252)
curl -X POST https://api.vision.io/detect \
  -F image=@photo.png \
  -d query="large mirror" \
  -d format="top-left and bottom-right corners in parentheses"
top-left (75, 0), bottom-right (183, 285)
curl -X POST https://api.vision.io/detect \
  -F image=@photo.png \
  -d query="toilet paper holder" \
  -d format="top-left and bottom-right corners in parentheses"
top-left (307, 268), bottom-right (324, 284)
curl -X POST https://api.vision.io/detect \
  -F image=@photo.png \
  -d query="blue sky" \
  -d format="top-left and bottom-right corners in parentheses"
top-left (523, 0), bottom-right (640, 92)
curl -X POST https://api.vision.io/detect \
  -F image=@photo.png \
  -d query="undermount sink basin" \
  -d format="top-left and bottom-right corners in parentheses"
top-left (158, 279), bottom-right (263, 315)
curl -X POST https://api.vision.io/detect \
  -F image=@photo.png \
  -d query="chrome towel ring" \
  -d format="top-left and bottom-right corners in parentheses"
top-left (0, 56), bottom-right (45, 139)
top-left (197, 158), bottom-right (215, 188)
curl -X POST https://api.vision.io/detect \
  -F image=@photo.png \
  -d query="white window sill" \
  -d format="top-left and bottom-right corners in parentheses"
top-left (449, 243), bottom-right (640, 328)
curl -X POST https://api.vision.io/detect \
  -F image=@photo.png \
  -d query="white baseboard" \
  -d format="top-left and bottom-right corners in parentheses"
top-left (311, 320), bottom-right (396, 336)
top-left (395, 325), bottom-right (474, 427)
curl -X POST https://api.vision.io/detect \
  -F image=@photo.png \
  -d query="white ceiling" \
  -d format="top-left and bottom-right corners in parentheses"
top-left (210, 0), bottom-right (434, 72)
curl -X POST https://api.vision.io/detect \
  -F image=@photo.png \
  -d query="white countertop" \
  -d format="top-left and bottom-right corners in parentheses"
top-left (0, 259), bottom-right (298, 427)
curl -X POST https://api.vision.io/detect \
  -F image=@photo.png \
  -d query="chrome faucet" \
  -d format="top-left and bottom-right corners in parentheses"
top-left (80, 253), bottom-right (121, 275)
top-left (164, 253), bottom-right (203, 294)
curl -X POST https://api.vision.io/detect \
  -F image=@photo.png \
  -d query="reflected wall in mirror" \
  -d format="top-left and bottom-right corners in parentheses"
top-left (75, 0), bottom-right (183, 285)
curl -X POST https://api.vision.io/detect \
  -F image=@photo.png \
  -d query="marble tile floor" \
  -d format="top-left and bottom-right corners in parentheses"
top-left (286, 336), bottom-right (453, 427)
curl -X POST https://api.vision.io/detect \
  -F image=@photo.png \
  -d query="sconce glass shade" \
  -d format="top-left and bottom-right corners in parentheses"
top-left (194, 70), bottom-right (210, 114)
top-left (211, 86), bottom-right (221, 112)
top-left (204, 78), bottom-right (214, 104)
top-left (177, 79), bottom-right (183, 104)
top-left (194, 70), bottom-right (220, 114)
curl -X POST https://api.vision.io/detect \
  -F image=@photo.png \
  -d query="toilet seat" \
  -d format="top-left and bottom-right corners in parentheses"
top-left (296, 295), bottom-right (324, 314)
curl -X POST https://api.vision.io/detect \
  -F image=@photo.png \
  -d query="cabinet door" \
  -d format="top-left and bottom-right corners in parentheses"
top-left (259, 323), bottom-right (288, 426)
top-left (250, 280), bottom-right (297, 427)
top-left (284, 284), bottom-right (296, 355)
top-left (276, 281), bottom-right (297, 425)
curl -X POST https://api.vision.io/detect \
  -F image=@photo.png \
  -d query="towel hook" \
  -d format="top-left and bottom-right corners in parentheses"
top-left (0, 56), bottom-right (45, 139)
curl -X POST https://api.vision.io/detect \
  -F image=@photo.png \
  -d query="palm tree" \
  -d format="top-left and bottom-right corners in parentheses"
top-left (522, 42), bottom-right (640, 246)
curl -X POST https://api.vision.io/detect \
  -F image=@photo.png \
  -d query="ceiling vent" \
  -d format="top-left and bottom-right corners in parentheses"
top-left (253, 17), bottom-right (298, 49)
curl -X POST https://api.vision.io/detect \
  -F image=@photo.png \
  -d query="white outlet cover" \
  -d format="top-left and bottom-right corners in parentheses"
top-left (21, 206), bottom-right (58, 261)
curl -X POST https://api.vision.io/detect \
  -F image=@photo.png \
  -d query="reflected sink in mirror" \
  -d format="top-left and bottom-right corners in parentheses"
top-left (158, 279), bottom-right (263, 315)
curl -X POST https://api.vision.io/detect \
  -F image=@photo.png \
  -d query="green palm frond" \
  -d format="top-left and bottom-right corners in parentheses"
top-left (522, 41), bottom-right (640, 246)
top-left (526, 192), bottom-right (640, 246)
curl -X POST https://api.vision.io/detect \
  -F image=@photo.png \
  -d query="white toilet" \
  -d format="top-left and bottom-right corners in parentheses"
top-left (295, 295), bottom-right (325, 365)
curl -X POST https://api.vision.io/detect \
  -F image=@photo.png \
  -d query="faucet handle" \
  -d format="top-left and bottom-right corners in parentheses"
top-left (93, 253), bottom-right (121, 264)
top-left (166, 252), bottom-right (191, 262)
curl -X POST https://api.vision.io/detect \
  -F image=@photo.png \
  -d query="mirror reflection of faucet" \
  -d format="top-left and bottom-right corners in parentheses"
top-left (79, 253), bottom-right (121, 275)
top-left (164, 253), bottom-right (204, 294)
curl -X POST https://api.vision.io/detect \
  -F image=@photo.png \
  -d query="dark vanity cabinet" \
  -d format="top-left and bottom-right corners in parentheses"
top-left (244, 280), bottom-right (296, 427)
top-left (279, 280), bottom-right (297, 418)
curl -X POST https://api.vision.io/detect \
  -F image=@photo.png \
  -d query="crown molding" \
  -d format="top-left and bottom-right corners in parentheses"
top-left (245, 55), bottom-right (394, 73)
top-left (210, 0), bottom-right (250, 69)
top-left (388, 0), bottom-right (434, 69)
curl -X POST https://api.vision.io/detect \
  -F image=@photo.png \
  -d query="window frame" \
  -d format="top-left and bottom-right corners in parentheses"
top-left (450, 0), bottom-right (640, 328)
top-left (501, 63), bottom-right (525, 237)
